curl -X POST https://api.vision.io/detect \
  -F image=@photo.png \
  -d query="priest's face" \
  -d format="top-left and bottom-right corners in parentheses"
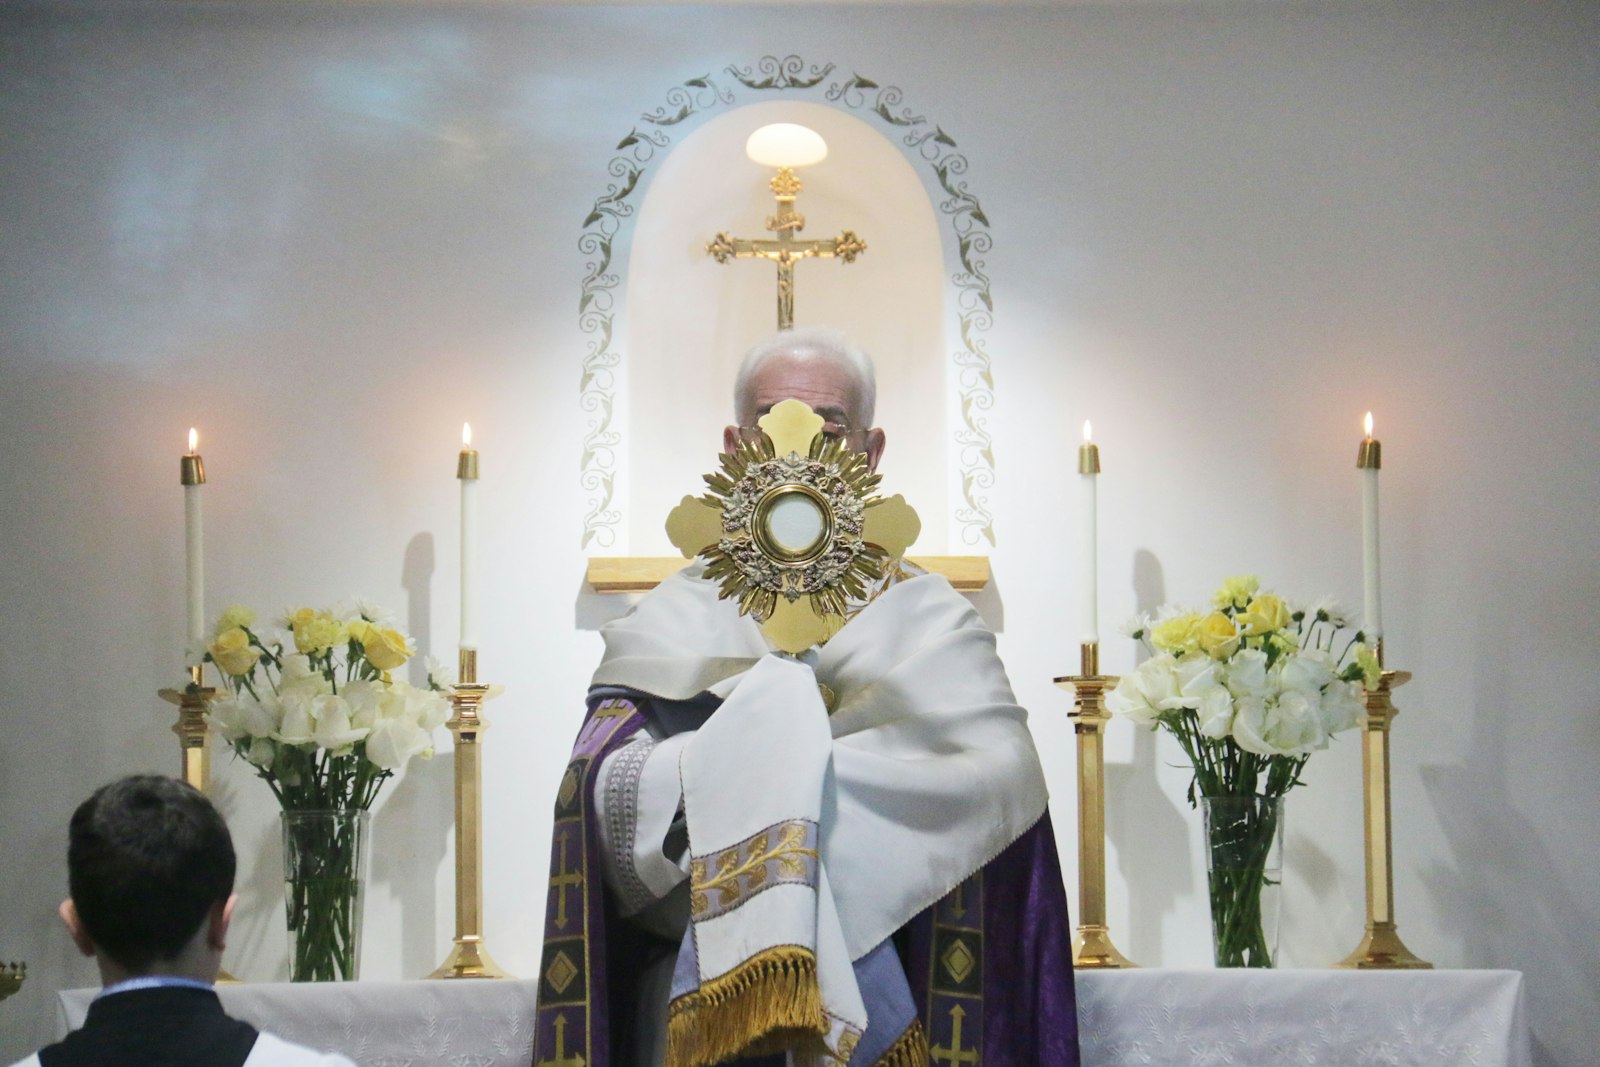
top-left (723, 353), bottom-right (887, 471)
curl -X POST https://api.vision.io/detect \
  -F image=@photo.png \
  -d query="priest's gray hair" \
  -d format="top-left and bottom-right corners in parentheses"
top-left (733, 326), bottom-right (878, 427)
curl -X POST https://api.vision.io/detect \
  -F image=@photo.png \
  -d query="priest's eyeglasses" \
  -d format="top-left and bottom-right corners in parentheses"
top-left (737, 422), bottom-right (868, 454)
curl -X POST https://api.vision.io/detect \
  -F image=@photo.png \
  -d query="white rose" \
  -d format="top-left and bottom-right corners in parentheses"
top-left (311, 694), bottom-right (369, 753)
top-left (275, 691), bottom-right (317, 746)
top-left (1277, 650), bottom-right (1335, 698)
top-left (342, 679), bottom-right (386, 731)
top-left (405, 684), bottom-right (451, 733)
top-left (366, 716), bottom-right (430, 771)
top-left (277, 653), bottom-right (328, 698)
top-left (1320, 679), bottom-right (1365, 735)
top-left (1170, 656), bottom-right (1224, 709)
top-left (1106, 655), bottom-right (1179, 725)
top-left (209, 694), bottom-right (252, 743)
top-left (1270, 690), bottom-right (1329, 755)
top-left (245, 737), bottom-right (277, 769)
top-left (1233, 692), bottom-right (1328, 757)
top-left (1225, 648), bottom-right (1270, 701)
top-left (1194, 684), bottom-right (1236, 739)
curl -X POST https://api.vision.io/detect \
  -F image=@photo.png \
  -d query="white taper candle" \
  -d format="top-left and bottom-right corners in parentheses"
top-left (1359, 412), bottom-right (1382, 643)
top-left (1079, 421), bottom-right (1100, 646)
top-left (459, 423), bottom-right (480, 652)
top-left (182, 428), bottom-right (206, 645)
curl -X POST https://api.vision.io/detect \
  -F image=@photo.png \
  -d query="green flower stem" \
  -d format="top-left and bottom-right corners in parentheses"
top-left (283, 812), bottom-right (365, 982)
top-left (1204, 796), bottom-right (1282, 967)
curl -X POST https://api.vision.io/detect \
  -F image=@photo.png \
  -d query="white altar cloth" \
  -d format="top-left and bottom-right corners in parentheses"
top-left (58, 979), bottom-right (542, 1066)
top-left (58, 969), bottom-right (1529, 1066)
top-left (1076, 969), bottom-right (1530, 1067)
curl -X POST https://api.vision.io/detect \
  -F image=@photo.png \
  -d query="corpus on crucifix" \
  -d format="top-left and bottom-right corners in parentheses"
top-left (706, 123), bottom-right (867, 330)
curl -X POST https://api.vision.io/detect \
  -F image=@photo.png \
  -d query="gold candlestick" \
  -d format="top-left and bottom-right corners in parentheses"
top-left (1336, 667), bottom-right (1432, 969)
top-left (1055, 642), bottom-right (1136, 968)
top-left (429, 648), bottom-right (511, 979)
top-left (159, 666), bottom-right (217, 793)
top-left (0, 962), bottom-right (24, 1004)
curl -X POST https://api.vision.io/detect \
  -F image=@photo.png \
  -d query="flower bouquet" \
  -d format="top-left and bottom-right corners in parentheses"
top-left (201, 603), bottom-right (450, 981)
top-left (1109, 576), bottom-right (1379, 967)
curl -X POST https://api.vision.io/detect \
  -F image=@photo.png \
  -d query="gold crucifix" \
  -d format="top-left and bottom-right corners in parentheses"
top-left (706, 164), bottom-right (866, 330)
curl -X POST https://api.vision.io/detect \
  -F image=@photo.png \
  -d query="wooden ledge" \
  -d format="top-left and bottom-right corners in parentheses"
top-left (586, 556), bottom-right (991, 594)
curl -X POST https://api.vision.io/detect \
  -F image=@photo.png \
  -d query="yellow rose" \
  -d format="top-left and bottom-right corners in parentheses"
top-left (362, 626), bottom-right (411, 671)
top-left (1239, 594), bottom-right (1292, 636)
top-left (345, 618), bottom-right (371, 644)
top-left (1197, 612), bottom-right (1240, 660)
top-left (1213, 575), bottom-right (1259, 610)
top-left (1150, 613), bottom-right (1202, 654)
top-left (215, 604), bottom-right (256, 636)
top-left (209, 627), bottom-right (261, 677)
top-left (291, 609), bottom-right (346, 655)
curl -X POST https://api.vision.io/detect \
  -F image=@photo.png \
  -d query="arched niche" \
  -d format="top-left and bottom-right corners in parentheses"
top-left (622, 100), bottom-right (948, 555)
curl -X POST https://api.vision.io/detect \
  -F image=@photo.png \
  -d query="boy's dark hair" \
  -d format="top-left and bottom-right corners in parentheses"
top-left (68, 774), bottom-right (236, 973)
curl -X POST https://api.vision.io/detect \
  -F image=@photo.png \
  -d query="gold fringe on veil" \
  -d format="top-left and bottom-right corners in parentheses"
top-left (665, 945), bottom-right (826, 1067)
top-left (871, 1018), bottom-right (930, 1067)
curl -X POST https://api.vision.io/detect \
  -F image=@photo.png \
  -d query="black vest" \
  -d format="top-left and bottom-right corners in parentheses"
top-left (40, 986), bottom-right (259, 1067)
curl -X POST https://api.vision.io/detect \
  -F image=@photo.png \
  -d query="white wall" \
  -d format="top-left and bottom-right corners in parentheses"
top-left (1, 3), bottom-right (1595, 1064)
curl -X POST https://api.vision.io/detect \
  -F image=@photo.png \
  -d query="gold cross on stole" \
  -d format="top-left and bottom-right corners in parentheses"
top-left (706, 167), bottom-right (866, 330)
top-left (537, 1012), bottom-right (586, 1067)
top-left (930, 1005), bottom-right (978, 1067)
top-left (548, 834), bottom-right (583, 929)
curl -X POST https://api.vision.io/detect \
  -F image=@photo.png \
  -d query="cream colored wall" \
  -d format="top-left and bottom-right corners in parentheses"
top-left (1, 4), bottom-right (1596, 1065)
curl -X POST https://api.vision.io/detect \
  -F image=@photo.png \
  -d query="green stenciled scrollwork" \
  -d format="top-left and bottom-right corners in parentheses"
top-left (577, 57), bottom-right (998, 548)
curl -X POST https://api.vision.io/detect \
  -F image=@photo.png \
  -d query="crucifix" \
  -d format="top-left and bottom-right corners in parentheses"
top-left (706, 124), bottom-right (867, 330)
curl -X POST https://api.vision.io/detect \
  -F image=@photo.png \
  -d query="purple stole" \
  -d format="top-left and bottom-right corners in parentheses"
top-left (534, 692), bottom-right (1081, 1067)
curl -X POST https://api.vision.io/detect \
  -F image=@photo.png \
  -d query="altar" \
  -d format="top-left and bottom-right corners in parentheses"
top-left (58, 970), bottom-right (1530, 1066)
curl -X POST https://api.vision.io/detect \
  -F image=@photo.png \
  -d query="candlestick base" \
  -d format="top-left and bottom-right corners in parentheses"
top-left (428, 936), bottom-right (510, 980)
top-left (1071, 925), bottom-right (1137, 970)
top-left (1335, 921), bottom-right (1432, 970)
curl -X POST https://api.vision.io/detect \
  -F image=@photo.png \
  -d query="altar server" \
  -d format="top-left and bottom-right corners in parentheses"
top-left (8, 775), bottom-right (355, 1067)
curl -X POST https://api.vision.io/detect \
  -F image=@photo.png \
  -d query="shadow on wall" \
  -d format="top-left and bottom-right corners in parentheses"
top-left (1418, 664), bottom-right (1599, 1067)
top-left (1105, 548), bottom-right (1191, 963)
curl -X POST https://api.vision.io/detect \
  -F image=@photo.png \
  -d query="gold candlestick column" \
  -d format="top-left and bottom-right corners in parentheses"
top-left (1054, 642), bottom-right (1136, 968)
top-left (1336, 666), bottom-right (1432, 969)
top-left (430, 648), bottom-right (511, 978)
top-left (159, 668), bottom-right (217, 793)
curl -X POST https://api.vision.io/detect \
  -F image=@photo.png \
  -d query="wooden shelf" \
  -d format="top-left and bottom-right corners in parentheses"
top-left (586, 556), bottom-right (991, 593)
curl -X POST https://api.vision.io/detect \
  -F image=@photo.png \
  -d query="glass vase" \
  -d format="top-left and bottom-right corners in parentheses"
top-left (280, 809), bottom-right (369, 982)
top-left (1201, 795), bottom-right (1284, 968)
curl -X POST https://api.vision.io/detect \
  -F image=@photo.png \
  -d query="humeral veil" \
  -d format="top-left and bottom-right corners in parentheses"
top-left (534, 563), bottom-right (1080, 1067)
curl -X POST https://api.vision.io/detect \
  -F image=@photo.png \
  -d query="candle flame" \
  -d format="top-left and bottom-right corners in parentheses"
top-left (1082, 420), bottom-right (1093, 444)
top-left (462, 422), bottom-right (472, 448)
top-left (188, 427), bottom-right (198, 453)
top-left (1364, 411), bottom-right (1374, 439)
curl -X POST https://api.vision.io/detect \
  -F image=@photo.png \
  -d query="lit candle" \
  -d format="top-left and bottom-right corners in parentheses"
top-left (180, 428), bottom-right (206, 645)
top-left (458, 423), bottom-right (479, 656)
top-left (1079, 421), bottom-right (1100, 647)
top-left (1357, 412), bottom-right (1382, 647)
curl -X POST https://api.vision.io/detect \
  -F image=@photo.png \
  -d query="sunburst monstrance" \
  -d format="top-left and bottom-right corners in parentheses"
top-left (666, 400), bottom-right (919, 653)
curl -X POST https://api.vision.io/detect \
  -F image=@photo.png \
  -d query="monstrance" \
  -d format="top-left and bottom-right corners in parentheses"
top-left (665, 399), bottom-right (920, 653)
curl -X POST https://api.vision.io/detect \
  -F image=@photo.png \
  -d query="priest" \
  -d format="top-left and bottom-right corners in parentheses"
top-left (535, 327), bottom-right (1079, 1067)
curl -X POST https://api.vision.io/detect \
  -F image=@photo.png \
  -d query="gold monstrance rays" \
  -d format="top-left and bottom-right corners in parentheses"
top-left (706, 124), bottom-right (866, 330)
top-left (666, 400), bottom-right (919, 653)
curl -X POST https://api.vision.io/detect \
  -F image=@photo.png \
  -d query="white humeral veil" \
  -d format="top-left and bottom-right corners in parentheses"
top-left (591, 564), bottom-right (1048, 1063)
